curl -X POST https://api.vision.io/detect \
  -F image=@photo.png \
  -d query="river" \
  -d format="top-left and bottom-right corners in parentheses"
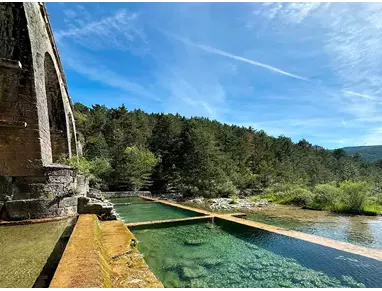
top-left (246, 205), bottom-right (382, 249)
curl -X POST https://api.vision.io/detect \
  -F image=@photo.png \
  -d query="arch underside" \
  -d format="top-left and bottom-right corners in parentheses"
top-left (44, 52), bottom-right (70, 163)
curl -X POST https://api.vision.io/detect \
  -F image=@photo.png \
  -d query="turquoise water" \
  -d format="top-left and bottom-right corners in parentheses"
top-left (247, 206), bottom-right (382, 249)
top-left (110, 197), bottom-right (203, 223)
top-left (133, 220), bottom-right (382, 288)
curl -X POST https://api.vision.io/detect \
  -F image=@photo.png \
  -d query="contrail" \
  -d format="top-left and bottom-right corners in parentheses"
top-left (342, 90), bottom-right (376, 100)
top-left (168, 33), bottom-right (378, 100)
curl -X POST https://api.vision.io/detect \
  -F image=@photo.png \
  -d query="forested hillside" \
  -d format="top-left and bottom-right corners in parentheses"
top-left (71, 103), bottom-right (382, 214)
top-left (343, 146), bottom-right (382, 162)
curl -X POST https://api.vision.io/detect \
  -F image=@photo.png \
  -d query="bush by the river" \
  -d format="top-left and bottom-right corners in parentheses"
top-left (255, 181), bottom-right (382, 215)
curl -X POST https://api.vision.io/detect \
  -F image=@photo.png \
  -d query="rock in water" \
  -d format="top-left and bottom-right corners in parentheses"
top-left (78, 196), bottom-right (117, 220)
top-left (182, 266), bottom-right (208, 279)
top-left (184, 238), bottom-right (206, 246)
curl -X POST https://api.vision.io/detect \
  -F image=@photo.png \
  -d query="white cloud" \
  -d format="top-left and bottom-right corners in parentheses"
top-left (362, 128), bottom-right (382, 146)
top-left (58, 43), bottom-right (159, 102)
top-left (161, 76), bottom-right (226, 120)
top-left (63, 9), bottom-right (77, 19)
top-left (258, 2), bottom-right (323, 23)
top-left (247, 3), bottom-right (382, 122)
top-left (56, 8), bottom-right (146, 52)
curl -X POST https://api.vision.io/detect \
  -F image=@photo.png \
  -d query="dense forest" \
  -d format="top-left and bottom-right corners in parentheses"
top-left (70, 103), bottom-right (382, 215)
top-left (343, 145), bottom-right (382, 162)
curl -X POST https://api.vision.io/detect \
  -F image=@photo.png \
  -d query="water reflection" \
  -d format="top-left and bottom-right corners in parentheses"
top-left (346, 218), bottom-right (375, 246)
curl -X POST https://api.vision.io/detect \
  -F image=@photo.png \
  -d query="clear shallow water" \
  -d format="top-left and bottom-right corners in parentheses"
top-left (133, 220), bottom-right (382, 288)
top-left (247, 205), bottom-right (382, 249)
top-left (110, 197), bottom-right (203, 223)
top-left (0, 220), bottom-right (68, 287)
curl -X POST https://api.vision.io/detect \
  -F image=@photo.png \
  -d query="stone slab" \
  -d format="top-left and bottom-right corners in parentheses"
top-left (58, 197), bottom-right (78, 208)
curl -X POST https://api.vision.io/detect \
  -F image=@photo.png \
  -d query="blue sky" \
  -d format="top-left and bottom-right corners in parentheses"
top-left (47, 2), bottom-right (382, 149)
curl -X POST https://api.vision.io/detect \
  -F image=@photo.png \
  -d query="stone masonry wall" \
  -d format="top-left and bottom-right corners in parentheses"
top-left (0, 3), bottom-right (78, 177)
top-left (0, 3), bottom-right (43, 176)
top-left (0, 3), bottom-right (85, 220)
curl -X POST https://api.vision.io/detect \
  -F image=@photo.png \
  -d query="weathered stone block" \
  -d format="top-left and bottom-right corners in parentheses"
top-left (76, 174), bottom-right (89, 196)
top-left (57, 206), bottom-right (77, 217)
top-left (4, 199), bottom-right (59, 220)
top-left (47, 174), bottom-right (73, 184)
top-left (78, 197), bottom-right (116, 220)
top-left (58, 197), bottom-right (78, 208)
top-left (87, 188), bottom-right (104, 201)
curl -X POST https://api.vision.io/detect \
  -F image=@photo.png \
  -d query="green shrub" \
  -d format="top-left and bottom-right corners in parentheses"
top-left (339, 181), bottom-right (371, 213)
top-left (229, 193), bottom-right (239, 204)
top-left (216, 180), bottom-right (237, 197)
top-left (248, 195), bottom-right (261, 203)
top-left (261, 183), bottom-right (313, 206)
top-left (362, 204), bottom-right (382, 215)
top-left (311, 183), bottom-right (341, 210)
top-left (287, 187), bottom-right (314, 206)
top-left (57, 155), bottom-right (112, 188)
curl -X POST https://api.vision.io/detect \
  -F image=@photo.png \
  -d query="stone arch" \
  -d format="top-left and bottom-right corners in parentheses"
top-left (44, 52), bottom-right (69, 162)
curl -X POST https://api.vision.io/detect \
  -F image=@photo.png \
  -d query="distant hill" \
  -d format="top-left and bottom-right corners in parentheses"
top-left (342, 145), bottom-right (382, 162)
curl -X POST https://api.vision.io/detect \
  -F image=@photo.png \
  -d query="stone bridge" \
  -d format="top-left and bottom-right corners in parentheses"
top-left (0, 3), bottom-right (86, 220)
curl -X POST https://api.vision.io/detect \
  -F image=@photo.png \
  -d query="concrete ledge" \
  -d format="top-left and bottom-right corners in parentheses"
top-left (126, 215), bottom-right (213, 228)
top-left (50, 214), bottom-right (163, 288)
top-left (141, 196), bottom-right (382, 261)
top-left (101, 220), bottom-right (163, 288)
top-left (0, 215), bottom-right (74, 226)
top-left (50, 214), bottom-right (112, 288)
top-left (229, 212), bottom-right (248, 219)
top-left (140, 196), bottom-right (211, 215)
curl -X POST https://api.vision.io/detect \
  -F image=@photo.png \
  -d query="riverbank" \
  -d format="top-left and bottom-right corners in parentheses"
top-left (150, 191), bottom-right (381, 216)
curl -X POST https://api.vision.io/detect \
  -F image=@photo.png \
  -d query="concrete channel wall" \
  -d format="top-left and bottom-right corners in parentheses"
top-left (50, 214), bottom-right (163, 288)
top-left (103, 191), bottom-right (151, 198)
